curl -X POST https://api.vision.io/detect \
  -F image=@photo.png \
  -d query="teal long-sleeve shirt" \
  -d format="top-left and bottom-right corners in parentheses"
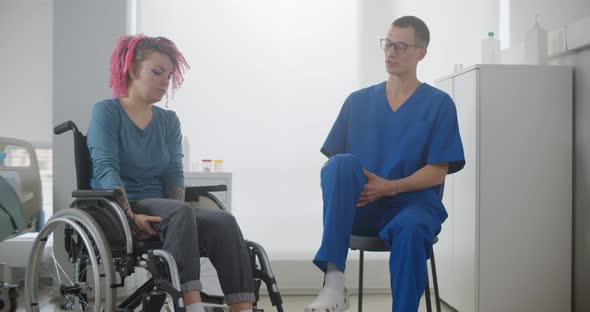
top-left (87, 99), bottom-right (184, 201)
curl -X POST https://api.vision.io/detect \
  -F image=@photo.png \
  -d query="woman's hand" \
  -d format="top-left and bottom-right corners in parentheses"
top-left (131, 214), bottom-right (161, 240)
top-left (357, 169), bottom-right (398, 207)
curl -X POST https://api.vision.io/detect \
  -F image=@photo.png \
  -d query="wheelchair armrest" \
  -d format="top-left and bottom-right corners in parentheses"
top-left (72, 189), bottom-right (123, 198)
top-left (185, 185), bottom-right (227, 201)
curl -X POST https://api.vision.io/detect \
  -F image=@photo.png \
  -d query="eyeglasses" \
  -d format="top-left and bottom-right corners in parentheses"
top-left (380, 39), bottom-right (424, 54)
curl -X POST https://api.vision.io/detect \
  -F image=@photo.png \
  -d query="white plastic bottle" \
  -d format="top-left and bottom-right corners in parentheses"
top-left (481, 32), bottom-right (501, 64)
top-left (525, 14), bottom-right (548, 65)
top-left (182, 136), bottom-right (191, 172)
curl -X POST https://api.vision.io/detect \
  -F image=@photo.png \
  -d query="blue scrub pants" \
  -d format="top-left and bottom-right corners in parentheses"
top-left (313, 154), bottom-right (442, 312)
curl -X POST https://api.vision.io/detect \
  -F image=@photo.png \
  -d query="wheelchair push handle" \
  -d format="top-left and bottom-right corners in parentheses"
top-left (54, 121), bottom-right (80, 135)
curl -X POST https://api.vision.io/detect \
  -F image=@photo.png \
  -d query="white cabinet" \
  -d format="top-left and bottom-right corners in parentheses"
top-left (184, 172), bottom-right (232, 212)
top-left (434, 65), bottom-right (572, 312)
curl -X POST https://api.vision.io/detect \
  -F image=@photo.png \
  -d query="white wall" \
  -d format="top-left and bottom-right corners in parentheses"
top-left (0, 0), bottom-right (53, 144)
top-left (510, 0), bottom-right (589, 45)
top-left (53, 0), bottom-right (128, 214)
top-left (139, 0), bottom-right (369, 257)
top-left (358, 0), bottom-right (394, 87)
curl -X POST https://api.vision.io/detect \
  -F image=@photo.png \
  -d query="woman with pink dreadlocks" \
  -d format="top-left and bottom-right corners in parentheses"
top-left (86, 35), bottom-right (255, 312)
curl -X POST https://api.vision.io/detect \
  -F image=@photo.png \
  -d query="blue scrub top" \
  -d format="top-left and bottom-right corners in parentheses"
top-left (321, 82), bottom-right (465, 221)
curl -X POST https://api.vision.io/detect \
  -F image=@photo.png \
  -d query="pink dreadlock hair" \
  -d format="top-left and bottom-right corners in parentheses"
top-left (109, 34), bottom-right (190, 101)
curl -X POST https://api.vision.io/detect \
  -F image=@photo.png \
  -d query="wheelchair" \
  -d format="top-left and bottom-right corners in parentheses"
top-left (24, 121), bottom-right (284, 312)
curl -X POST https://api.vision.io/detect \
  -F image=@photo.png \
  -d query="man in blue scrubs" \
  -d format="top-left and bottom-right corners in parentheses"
top-left (306, 16), bottom-right (465, 312)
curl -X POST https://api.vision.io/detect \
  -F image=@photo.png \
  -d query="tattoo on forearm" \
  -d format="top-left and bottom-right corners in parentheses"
top-left (114, 186), bottom-right (132, 215)
top-left (168, 186), bottom-right (185, 202)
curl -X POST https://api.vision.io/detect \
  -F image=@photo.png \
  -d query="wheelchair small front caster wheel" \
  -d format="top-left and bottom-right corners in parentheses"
top-left (0, 287), bottom-right (18, 312)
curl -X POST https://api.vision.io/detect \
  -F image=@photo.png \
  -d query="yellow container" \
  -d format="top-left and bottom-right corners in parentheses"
top-left (213, 159), bottom-right (224, 172)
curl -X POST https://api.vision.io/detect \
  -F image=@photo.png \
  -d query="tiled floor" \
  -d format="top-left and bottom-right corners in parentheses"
top-left (257, 293), bottom-right (455, 312)
top-left (13, 287), bottom-right (455, 311)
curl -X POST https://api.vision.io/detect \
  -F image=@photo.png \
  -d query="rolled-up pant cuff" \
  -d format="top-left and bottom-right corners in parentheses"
top-left (181, 280), bottom-right (203, 292)
top-left (226, 292), bottom-right (255, 304)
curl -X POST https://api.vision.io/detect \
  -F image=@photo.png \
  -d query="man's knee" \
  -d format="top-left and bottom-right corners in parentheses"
top-left (381, 216), bottom-right (434, 248)
top-left (323, 154), bottom-right (363, 176)
top-left (397, 221), bottom-right (431, 242)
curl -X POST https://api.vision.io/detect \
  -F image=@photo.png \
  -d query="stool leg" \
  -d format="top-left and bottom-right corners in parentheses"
top-left (359, 250), bottom-right (364, 312)
top-left (425, 273), bottom-right (432, 312)
top-left (431, 252), bottom-right (441, 312)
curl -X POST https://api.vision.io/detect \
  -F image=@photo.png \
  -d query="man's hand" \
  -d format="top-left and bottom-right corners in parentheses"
top-left (357, 169), bottom-right (398, 207)
top-left (356, 163), bottom-right (448, 207)
top-left (131, 214), bottom-right (161, 240)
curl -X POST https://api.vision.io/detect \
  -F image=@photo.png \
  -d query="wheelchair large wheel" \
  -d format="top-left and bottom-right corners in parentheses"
top-left (25, 208), bottom-right (116, 312)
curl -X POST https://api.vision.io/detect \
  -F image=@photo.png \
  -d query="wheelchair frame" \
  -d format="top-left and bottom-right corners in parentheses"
top-left (24, 121), bottom-right (283, 312)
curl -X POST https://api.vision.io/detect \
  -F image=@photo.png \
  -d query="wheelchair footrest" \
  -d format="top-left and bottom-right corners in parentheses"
top-left (141, 291), bottom-right (167, 312)
top-left (204, 306), bottom-right (229, 312)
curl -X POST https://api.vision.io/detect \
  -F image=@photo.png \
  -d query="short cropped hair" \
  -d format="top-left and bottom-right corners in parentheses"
top-left (392, 16), bottom-right (430, 48)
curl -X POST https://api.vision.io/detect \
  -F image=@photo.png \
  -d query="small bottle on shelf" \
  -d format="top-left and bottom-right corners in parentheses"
top-left (481, 32), bottom-right (501, 64)
top-left (182, 136), bottom-right (191, 172)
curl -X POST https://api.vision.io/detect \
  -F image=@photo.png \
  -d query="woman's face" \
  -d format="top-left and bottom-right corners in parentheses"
top-left (128, 51), bottom-right (174, 104)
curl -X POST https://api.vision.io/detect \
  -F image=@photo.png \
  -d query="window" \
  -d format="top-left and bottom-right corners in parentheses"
top-left (500, 0), bottom-right (510, 49)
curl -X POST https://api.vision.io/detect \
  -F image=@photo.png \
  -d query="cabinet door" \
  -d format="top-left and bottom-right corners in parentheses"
top-left (433, 78), bottom-right (454, 302)
top-left (451, 69), bottom-right (479, 312)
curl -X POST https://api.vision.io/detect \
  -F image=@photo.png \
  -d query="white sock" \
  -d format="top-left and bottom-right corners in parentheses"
top-left (306, 263), bottom-right (348, 311)
top-left (325, 262), bottom-right (345, 290)
top-left (186, 302), bottom-right (206, 312)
